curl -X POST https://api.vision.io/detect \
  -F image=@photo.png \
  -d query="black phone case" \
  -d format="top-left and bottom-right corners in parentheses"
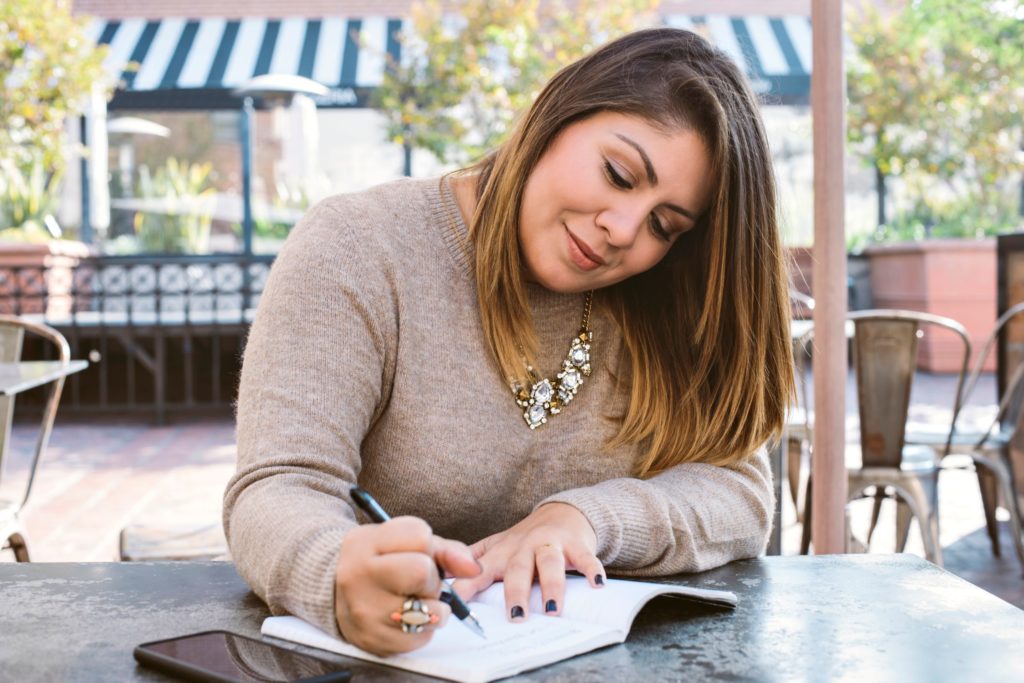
top-left (134, 640), bottom-right (238, 683)
top-left (134, 630), bottom-right (350, 683)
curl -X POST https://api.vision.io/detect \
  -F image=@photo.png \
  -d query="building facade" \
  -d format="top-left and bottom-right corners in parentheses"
top-left (66, 0), bottom-right (822, 248)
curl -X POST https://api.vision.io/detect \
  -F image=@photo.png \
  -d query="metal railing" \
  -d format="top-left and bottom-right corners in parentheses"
top-left (0, 253), bottom-right (276, 422)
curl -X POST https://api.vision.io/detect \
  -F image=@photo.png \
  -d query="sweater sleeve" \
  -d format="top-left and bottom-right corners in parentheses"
top-left (223, 199), bottom-right (397, 638)
top-left (537, 446), bottom-right (774, 575)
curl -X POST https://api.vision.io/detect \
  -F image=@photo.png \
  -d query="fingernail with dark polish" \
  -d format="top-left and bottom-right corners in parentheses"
top-left (545, 599), bottom-right (558, 613)
top-left (595, 575), bottom-right (605, 586)
top-left (510, 605), bottom-right (525, 620)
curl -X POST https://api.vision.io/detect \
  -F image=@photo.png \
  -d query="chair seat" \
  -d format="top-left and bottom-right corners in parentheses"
top-left (845, 444), bottom-right (938, 474)
top-left (119, 522), bottom-right (227, 562)
top-left (0, 498), bottom-right (17, 522)
top-left (1, 498), bottom-right (24, 556)
top-left (904, 426), bottom-right (1012, 452)
top-left (787, 422), bottom-right (811, 442)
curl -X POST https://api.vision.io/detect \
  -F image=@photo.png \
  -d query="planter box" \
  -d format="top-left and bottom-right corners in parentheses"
top-left (786, 246), bottom-right (873, 313)
top-left (0, 240), bottom-right (94, 318)
top-left (864, 239), bottom-right (996, 373)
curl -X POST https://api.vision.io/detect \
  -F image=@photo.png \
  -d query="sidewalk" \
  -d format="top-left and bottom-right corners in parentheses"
top-left (2, 372), bottom-right (1022, 609)
top-left (0, 418), bottom-right (235, 562)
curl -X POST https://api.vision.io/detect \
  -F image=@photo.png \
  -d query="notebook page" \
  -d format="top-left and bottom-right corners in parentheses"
top-left (473, 577), bottom-right (737, 633)
top-left (263, 602), bottom-right (614, 683)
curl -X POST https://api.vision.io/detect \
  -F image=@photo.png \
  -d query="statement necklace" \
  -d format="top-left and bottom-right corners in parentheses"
top-left (439, 177), bottom-right (594, 430)
top-left (513, 291), bottom-right (594, 429)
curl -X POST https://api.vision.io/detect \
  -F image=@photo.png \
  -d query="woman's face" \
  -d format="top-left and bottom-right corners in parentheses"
top-left (519, 111), bottom-right (713, 294)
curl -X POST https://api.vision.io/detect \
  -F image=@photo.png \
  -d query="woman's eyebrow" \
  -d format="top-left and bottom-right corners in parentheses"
top-left (665, 203), bottom-right (698, 222)
top-left (615, 133), bottom-right (699, 222)
top-left (614, 133), bottom-right (658, 185)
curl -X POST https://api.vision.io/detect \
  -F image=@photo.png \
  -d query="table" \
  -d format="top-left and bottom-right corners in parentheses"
top-left (2, 555), bottom-right (1022, 682)
top-left (0, 360), bottom-right (89, 396)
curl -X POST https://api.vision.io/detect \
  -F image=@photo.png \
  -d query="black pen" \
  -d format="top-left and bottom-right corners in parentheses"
top-left (350, 486), bottom-right (486, 639)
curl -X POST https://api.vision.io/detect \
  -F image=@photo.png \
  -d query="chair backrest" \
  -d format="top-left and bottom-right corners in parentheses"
top-left (960, 302), bottom-right (1024, 446)
top-left (0, 322), bottom-right (25, 478)
top-left (790, 288), bottom-right (815, 321)
top-left (0, 315), bottom-right (70, 511)
top-left (788, 290), bottom-right (816, 422)
top-left (849, 310), bottom-right (970, 468)
top-left (955, 302), bottom-right (1024, 434)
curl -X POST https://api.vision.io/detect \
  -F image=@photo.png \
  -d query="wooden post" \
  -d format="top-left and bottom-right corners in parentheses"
top-left (811, 0), bottom-right (848, 553)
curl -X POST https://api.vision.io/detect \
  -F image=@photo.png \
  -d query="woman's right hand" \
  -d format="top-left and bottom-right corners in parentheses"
top-left (334, 516), bottom-right (481, 656)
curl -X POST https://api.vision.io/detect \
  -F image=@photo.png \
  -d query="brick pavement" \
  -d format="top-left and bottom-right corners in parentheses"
top-left (2, 372), bottom-right (1022, 609)
top-left (0, 418), bottom-right (236, 562)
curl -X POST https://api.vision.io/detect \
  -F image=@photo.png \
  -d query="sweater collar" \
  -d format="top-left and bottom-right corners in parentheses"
top-left (434, 177), bottom-right (474, 277)
top-left (431, 176), bottom-right (587, 318)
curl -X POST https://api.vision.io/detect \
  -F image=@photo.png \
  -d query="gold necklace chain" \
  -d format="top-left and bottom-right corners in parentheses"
top-left (439, 177), bottom-right (594, 430)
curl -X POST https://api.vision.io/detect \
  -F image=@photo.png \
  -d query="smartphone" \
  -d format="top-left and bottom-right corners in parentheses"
top-left (134, 630), bottom-right (351, 683)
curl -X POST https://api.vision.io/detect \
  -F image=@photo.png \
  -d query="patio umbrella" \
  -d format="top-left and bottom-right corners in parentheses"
top-left (233, 75), bottom-right (328, 255)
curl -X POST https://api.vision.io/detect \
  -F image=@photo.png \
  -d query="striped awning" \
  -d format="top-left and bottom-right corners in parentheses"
top-left (87, 14), bottom-right (811, 110)
top-left (87, 17), bottom-right (402, 109)
top-left (665, 15), bottom-right (812, 103)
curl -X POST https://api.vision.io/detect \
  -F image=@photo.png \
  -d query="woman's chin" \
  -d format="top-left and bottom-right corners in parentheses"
top-left (535, 274), bottom-right (593, 294)
top-left (523, 258), bottom-right (596, 294)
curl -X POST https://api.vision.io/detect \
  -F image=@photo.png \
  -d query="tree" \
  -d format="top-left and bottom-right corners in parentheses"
top-left (373, 0), bottom-right (659, 169)
top-left (0, 0), bottom-right (110, 182)
top-left (846, 0), bottom-right (1024, 239)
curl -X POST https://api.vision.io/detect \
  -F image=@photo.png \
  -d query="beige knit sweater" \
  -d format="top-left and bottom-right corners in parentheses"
top-left (224, 177), bottom-right (773, 638)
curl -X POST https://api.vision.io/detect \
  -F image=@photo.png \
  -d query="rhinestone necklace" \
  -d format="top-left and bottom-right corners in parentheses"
top-left (512, 291), bottom-right (593, 429)
top-left (439, 178), bottom-right (595, 430)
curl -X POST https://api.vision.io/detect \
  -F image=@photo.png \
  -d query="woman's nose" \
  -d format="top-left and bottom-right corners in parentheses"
top-left (596, 202), bottom-right (647, 247)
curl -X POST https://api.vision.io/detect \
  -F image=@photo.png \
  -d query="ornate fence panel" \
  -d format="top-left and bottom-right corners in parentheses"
top-left (0, 253), bottom-right (275, 422)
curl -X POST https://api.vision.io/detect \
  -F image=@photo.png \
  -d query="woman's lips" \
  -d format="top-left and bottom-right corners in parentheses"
top-left (565, 228), bottom-right (603, 271)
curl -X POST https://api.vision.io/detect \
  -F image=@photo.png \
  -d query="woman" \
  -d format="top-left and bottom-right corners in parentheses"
top-left (225, 27), bottom-right (793, 657)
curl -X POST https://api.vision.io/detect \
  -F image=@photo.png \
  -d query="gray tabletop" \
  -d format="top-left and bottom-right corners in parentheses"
top-left (0, 360), bottom-right (88, 396)
top-left (1, 555), bottom-right (1022, 682)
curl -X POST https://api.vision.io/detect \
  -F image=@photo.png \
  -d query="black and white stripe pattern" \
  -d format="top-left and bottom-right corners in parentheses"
top-left (86, 14), bottom-right (812, 107)
top-left (86, 17), bottom-right (402, 93)
top-left (665, 15), bottom-right (812, 101)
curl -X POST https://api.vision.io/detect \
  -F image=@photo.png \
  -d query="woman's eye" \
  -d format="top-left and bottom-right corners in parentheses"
top-left (603, 160), bottom-right (632, 189)
top-left (649, 214), bottom-right (671, 241)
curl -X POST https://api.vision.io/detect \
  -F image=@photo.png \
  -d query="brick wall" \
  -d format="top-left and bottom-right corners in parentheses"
top-left (73, 0), bottom-right (811, 19)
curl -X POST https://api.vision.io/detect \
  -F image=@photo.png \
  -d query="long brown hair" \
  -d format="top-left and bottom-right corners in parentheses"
top-left (467, 27), bottom-right (794, 475)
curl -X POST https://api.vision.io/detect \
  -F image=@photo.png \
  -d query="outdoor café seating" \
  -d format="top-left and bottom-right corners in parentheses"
top-left (904, 300), bottom-right (1024, 570)
top-left (786, 289), bottom-right (815, 519)
top-left (0, 316), bottom-right (77, 562)
top-left (797, 310), bottom-right (973, 564)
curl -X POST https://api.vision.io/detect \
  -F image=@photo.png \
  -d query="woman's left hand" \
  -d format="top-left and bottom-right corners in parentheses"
top-left (451, 503), bottom-right (605, 621)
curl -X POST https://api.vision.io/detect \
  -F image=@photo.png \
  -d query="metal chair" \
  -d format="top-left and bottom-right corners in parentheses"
top-left (905, 301), bottom-right (1024, 570)
top-left (786, 290), bottom-right (815, 519)
top-left (0, 316), bottom-right (71, 562)
top-left (800, 310), bottom-right (972, 565)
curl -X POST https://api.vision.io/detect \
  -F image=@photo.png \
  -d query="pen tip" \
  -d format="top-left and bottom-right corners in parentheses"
top-left (467, 614), bottom-right (486, 639)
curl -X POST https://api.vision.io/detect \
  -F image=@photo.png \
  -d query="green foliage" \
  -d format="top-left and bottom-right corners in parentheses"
top-left (133, 158), bottom-right (216, 254)
top-left (230, 187), bottom-right (310, 250)
top-left (373, 0), bottom-right (659, 165)
top-left (847, 0), bottom-right (1024, 240)
top-left (0, 0), bottom-right (110, 174)
top-left (0, 157), bottom-right (61, 242)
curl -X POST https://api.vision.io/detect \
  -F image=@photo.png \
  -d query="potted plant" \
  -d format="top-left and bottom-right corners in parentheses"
top-left (0, 160), bottom-right (92, 317)
top-left (128, 158), bottom-right (216, 255)
top-left (846, 0), bottom-right (1023, 372)
top-left (0, 0), bottom-right (111, 317)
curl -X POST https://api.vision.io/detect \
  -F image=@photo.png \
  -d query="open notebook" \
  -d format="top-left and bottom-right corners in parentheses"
top-left (262, 577), bottom-right (736, 683)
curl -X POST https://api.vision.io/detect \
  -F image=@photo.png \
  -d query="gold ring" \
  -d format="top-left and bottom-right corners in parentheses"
top-left (389, 597), bottom-right (438, 634)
